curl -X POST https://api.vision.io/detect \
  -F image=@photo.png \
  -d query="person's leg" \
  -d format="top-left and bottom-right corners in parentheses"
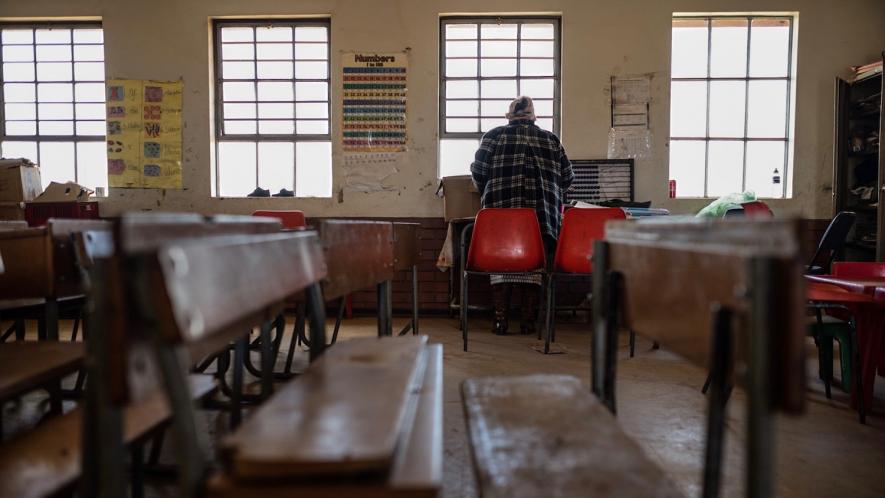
top-left (519, 283), bottom-right (541, 335)
top-left (491, 281), bottom-right (512, 335)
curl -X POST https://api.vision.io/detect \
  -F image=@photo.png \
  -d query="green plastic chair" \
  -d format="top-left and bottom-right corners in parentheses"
top-left (807, 312), bottom-right (853, 398)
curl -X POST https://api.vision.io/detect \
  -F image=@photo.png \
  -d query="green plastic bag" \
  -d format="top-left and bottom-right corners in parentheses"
top-left (695, 191), bottom-right (757, 218)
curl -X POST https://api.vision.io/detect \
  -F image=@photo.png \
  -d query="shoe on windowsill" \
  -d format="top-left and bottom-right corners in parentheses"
top-left (247, 187), bottom-right (270, 197)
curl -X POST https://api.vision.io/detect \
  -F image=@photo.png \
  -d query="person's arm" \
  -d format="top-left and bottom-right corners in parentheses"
top-left (470, 133), bottom-right (495, 194)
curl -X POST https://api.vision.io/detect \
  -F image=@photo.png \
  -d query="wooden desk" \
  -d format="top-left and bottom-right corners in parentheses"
top-left (393, 222), bottom-right (420, 336)
top-left (0, 342), bottom-right (82, 403)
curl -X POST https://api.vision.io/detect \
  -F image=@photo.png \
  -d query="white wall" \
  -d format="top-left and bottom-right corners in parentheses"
top-left (2, 0), bottom-right (884, 218)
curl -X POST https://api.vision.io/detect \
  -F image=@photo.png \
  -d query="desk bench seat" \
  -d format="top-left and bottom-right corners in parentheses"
top-left (0, 374), bottom-right (216, 498)
top-left (462, 374), bottom-right (684, 498)
top-left (0, 341), bottom-right (83, 403)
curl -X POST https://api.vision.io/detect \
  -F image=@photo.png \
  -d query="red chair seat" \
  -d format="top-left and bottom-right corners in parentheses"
top-left (833, 262), bottom-right (885, 280)
top-left (553, 208), bottom-right (626, 274)
top-left (252, 210), bottom-right (306, 230)
top-left (466, 208), bottom-right (545, 272)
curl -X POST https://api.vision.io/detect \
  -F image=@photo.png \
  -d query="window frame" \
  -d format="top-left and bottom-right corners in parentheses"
top-left (0, 20), bottom-right (105, 184)
top-left (211, 18), bottom-right (332, 197)
top-left (438, 15), bottom-right (562, 140)
top-left (669, 14), bottom-right (795, 199)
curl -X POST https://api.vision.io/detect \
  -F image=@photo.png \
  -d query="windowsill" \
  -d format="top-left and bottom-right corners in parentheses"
top-left (211, 196), bottom-right (332, 200)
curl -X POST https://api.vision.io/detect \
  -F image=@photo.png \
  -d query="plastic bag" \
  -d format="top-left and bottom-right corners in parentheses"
top-left (695, 191), bottom-right (756, 218)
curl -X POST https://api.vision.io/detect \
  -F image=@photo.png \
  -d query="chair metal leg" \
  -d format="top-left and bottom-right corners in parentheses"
top-left (131, 442), bottom-right (145, 498)
top-left (44, 297), bottom-right (59, 341)
top-left (412, 264), bottom-right (419, 336)
top-left (702, 306), bottom-right (733, 498)
top-left (629, 330), bottom-right (636, 358)
top-left (331, 296), bottom-right (346, 345)
top-left (259, 321), bottom-right (274, 398)
top-left (283, 302), bottom-right (306, 375)
top-left (848, 324), bottom-right (865, 424)
top-left (305, 283), bottom-right (327, 363)
top-left (461, 271), bottom-right (469, 352)
top-left (230, 337), bottom-right (246, 429)
top-left (544, 274), bottom-right (554, 354)
top-left (376, 281), bottom-right (392, 337)
top-left (70, 316), bottom-right (80, 342)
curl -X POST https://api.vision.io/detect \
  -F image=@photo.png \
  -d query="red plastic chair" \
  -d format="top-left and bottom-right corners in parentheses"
top-left (741, 200), bottom-right (774, 218)
top-left (252, 210), bottom-right (306, 229)
top-left (542, 208), bottom-right (626, 353)
top-left (460, 208), bottom-right (546, 351)
top-left (832, 262), bottom-right (885, 280)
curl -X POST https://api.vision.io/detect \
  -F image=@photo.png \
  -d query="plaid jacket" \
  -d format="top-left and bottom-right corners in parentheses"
top-left (470, 121), bottom-right (574, 239)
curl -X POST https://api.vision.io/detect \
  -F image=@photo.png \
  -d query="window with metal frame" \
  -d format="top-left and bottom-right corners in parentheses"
top-left (668, 15), bottom-right (795, 199)
top-left (0, 22), bottom-right (107, 191)
top-left (438, 16), bottom-right (561, 178)
top-left (213, 19), bottom-right (331, 198)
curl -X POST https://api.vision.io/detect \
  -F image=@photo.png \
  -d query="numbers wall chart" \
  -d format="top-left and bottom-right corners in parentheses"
top-left (342, 53), bottom-right (407, 152)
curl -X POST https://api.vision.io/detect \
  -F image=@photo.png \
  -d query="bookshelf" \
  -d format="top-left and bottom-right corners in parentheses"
top-left (833, 53), bottom-right (884, 261)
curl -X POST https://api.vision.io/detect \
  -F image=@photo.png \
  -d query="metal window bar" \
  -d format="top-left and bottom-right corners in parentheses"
top-left (0, 21), bottom-right (105, 182)
top-left (669, 15), bottom-right (794, 198)
top-left (439, 16), bottom-right (562, 139)
top-left (212, 19), bottom-right (331, 197)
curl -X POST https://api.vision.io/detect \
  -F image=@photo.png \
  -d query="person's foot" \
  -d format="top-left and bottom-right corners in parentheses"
top-left (493, 319), bottom-right (509, 335)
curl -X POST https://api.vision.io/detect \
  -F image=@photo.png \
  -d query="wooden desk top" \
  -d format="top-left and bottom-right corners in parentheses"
top-left (0, 341), bottom-right (84, 402)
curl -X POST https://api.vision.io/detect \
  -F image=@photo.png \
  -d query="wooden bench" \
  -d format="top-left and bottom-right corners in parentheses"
top-left (462, 219), bottom-right (806, 498)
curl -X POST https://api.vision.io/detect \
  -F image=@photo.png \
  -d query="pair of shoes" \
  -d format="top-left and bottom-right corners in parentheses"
top-left (272, 188), bottom-right (294, 197)
top-left (492, 319), bottom-right (509, 335)
top-left (247, 187), bottom-right (270, 197)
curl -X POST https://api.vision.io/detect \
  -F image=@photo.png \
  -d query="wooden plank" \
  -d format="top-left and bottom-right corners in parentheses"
top-left (462, 374), bottom-right (684, 498)
top-left (205, 343), bottom-right (443, 498)
top-left (0, 341), bottom-right (83, 402)
top-left (48, 219), bottom-right (112, 297)
top-left (220, 336), bottom-right (427, 480)
top-left (318, 220), bottom-right (395, 300)
top-left (393, 222), bottom-right (420, 271)
top-left (0, 374), bottom-right (215, 498)
top-left (150, 231), bottom-right (326, 344)
top-left (0, 220), bottom-right (27, 230)
top-left (118, 212), bottom-right (281, 254)
top-left (0, 228), bottom-right (51, 299)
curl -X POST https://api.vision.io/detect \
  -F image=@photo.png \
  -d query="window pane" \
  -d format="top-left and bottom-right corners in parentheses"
top-left (222, 61), bottom-right (254, 79)
top-left (669, 81), bottom-right (706, 137)
top-left (480, 40), bottom-right (516, 57)
top-left (535, 118), bottom-right (553, 131)
top-left (446, 118), bottom-right (478, 133)
top-left (520, 78), bottom-right (554, 99)
top-left (439, 138), bottom-right (480, 177)
top-left (520, 58), bottom-right (554, 76)
top-left (520, 41), bottom-right (554, 58)
top-left (706, 140), bottom-right (744, 197)
top-left (224, 103), bottom-right (256, 119)
top-left (224, 120), bottom-right (256, 134)
top-left (3, 45), bottom-right (34, 62)
top-left (481, 118), bottom-right (507, 131)
top-left (4, 83), bottom-right (35, 102)
top-left (5, 121), bottom-right (36, 135)
top-left (257, 43), bottom-right (291, 60)
top-left (257, 61), bottom-right (293, 79)
top-left (221, 27), bottom-right (254, 42)
top-left (258, 120), bottom-right (294, 134)
top-left (294, 61), bottom-right (327, 79)
top-left (669, 140), bottom-right (705, 197)
top-left (481, 79), bottom-right (517, 99)
top-left (258, 82), bottom-right (293, 101)
top-left (481, 24), bottom-right (517, 39)
top-left (5, 103), bottom-right (36, 120)
top-left (39, 141), bottom-right (75, 187)
top-left (74, 62), bottom-right (103, 81)
top-left (218, 141), bottom-right (256, 196)
top-left (446, 58), bottom-right (476, 77)
top-left (747, 80), bottom-right (787, 138)
top-left (745, 141), bottom-right (785, 198)
top-left (446, 24), bottom-right (477, 40)
top-left (258, 103), bottom-right (293, 119)
top-left (521, 24), bottom-right (554, 40)
top-left (258, 141), bottom-right (294, 193)
top-left (4, 62), bottom-right (35, 81)
top-left (749, 19), bottom-right (790, 77)
top-left (222, 82), bottom-right (255, 101)
top-left (222, 43), bottom-right (254, 60)
top-left (76, 141), bottom-right (108, 191)
top-left (75, 82), bottom-right (105, 102)
top-left (294, 27), bottom-right (327, 42)
top-left (671, 20), bottom-right (708, 78)
top-left (446, 100), bottom-right (478, 117)
top-left (256, 27), bottom-right (292, 42)
top-left (36, 45), bottom-right (71, 62)
top-left (40, 121), bottom-right (73, 135)
top-left (2, 29), bottom-right (34, 44)
top-left (296, 102), bottom-right (327, 119)
top-left (73, 29), bottom-right (103, 44)
top-left (73, 44), bottom-right (104, 61)
top-left (38, 83), bottom-right (73, 102)
top-left (296, 120), bottom-right (328, 134)
top-left (481, 58), bottom-right (516, 77)
top-left (480, 99), bottom-right (509, 117)
top-left (708, 81), bottom-right (746, 138)
top-left (709, 19), bottom-right (747, 77)
top-left (1, 141), bottom-right (38, 162)
top-left (76, 121), bottom-right (105, 135)
top-left (446, 41), bottom-right (477, 58)
top-left (534, 99), bottom-right (554, 117)
top-left (295, 141), bottom-right (332, 197)
top-left (75, 103), bottom-right (105, 119)
top-left (446, 80), bottom-right (478, 99)
top-left (294, 43), bottom-right (327, 60)
top-left (295, 81), bottom-right (327, 101)
top-left (35, 29), bottom-right (70, 44)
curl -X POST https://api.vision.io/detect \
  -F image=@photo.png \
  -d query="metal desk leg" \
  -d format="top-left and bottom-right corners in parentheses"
top-left (44, 297), bottom-right (59, 341)
top-left (412, 264), bottom-right (419, 336)
top-left (377, 281), bottom-right (392, 337)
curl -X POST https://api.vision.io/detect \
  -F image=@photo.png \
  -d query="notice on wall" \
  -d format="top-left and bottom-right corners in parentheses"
top-left (105, 79), bottom-right (183, 188)
top-left (608, 75), bottom-right (652, 160)
top-left (341, 52), bottom-right (407, 153)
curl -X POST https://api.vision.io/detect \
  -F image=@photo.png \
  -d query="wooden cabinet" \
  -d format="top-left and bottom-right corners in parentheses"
top-left (833, 53), bottom-right (884, 261)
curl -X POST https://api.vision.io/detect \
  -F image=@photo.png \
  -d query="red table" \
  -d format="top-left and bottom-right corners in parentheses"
top-left (806, 275), bottom-right (885, 413)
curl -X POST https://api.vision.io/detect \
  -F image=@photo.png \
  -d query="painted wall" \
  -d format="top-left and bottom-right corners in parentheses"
top-left (2, 0), bottom-right (883, 218)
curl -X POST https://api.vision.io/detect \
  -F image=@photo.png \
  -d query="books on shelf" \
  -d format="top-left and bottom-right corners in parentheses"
top-left (850, 60), bottom-right (883, 82)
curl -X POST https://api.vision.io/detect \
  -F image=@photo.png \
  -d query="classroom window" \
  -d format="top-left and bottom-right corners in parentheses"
top-left (438, 17), bottom-right (561, 177)
top-left (213, 20), bottom-right (331, 198)
top-left (0, 22), bottom-right (107, 191)
top-left (669, 15), bottom-right (795, 199)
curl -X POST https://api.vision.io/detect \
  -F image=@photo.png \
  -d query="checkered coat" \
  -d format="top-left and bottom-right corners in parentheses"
top-left (470, 121), bottom-right (574, 239)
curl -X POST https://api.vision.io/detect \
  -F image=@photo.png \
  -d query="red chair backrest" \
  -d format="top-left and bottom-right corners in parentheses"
top-left (741, 201), bottom-right (774, 218)
top-left (832, 262), bottom-right (885, 279)
top-left (553, 208), bottom-right (627, 273)
top-left (466, 208), bottom-right (546, 272)
top-left (252, 210), bottom-right (306, 230)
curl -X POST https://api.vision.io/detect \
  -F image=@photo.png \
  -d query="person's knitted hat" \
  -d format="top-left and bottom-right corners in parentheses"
top-left (505, 96), bottom-right (536, 121)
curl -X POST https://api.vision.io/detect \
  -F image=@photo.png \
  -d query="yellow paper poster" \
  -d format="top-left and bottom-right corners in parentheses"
top-left (105, 79), bottom-right (183, 188)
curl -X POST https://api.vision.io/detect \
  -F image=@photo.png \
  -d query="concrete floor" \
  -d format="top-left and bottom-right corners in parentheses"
top-left (3, 315), bottom-right (885, 497)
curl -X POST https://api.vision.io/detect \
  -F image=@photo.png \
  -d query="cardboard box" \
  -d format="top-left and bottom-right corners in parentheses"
top-left (0, 201), bottom-right (25, 221)
top-left (438, 175), bottom-right (482, 221)
top-left (0, 159), bottom-right (42, 202)
top-left (31, 181), bottom-right (92, 203)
